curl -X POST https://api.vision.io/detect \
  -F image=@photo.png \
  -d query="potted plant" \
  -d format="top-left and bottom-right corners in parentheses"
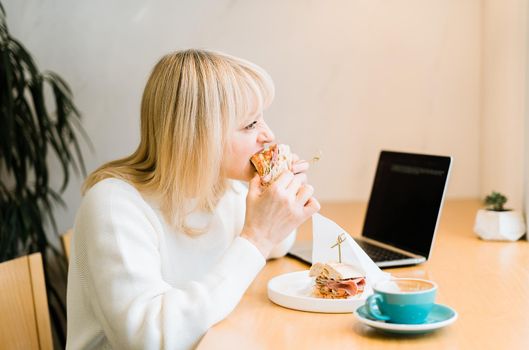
top-left (0, 3), bottom-right (89, 347)
top-left (473, 191), bottom-right (526, 241)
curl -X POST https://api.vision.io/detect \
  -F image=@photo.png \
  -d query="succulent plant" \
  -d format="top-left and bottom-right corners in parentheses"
top-left (484, 191), bottom-right (508, 211)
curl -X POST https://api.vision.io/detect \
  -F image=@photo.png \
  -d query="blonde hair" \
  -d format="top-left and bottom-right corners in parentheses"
top-left (82, 49), bottom-right (274, 234)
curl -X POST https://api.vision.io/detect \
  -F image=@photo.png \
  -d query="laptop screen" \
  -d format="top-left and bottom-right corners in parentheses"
top-left (362, 151), bottom-right (451, 258)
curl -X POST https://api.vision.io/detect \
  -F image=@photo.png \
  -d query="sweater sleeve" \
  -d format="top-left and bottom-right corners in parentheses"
top-left (73, 183), bottom-right (265, 350)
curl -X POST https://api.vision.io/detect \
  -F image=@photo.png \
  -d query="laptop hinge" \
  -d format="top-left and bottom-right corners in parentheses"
top-left (359, 236), bottom-right (424, 259)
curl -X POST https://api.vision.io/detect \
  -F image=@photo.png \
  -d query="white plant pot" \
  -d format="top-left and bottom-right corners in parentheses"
top-left (473, 209), bottom-right (526, 241)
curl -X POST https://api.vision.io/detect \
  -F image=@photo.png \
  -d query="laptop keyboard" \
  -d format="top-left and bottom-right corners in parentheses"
top-left (354, 239), bottom-right (411, 262)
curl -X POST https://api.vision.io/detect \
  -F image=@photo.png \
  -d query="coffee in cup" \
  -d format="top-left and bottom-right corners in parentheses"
top-left (365, 278), bottom-right (437, 324)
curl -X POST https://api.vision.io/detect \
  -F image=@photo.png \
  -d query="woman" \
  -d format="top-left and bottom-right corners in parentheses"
top-left (66, 49), bottom-right (320, 349)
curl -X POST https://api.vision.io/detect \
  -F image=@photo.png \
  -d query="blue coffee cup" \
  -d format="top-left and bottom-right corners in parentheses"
top-left (365, 278), bottom-right (437, 324)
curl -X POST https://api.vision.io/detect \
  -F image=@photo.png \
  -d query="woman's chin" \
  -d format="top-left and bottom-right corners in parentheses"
top-left (241, 173), bottom-right (254, 182)
top-left (224, 171), bottom-right (254, 182)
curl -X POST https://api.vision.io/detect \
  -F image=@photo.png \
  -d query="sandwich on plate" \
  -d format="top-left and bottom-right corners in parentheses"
top-left (309, 262), bottom-right (366, 299)
top-left (250, 144), bottom-right (293, 185)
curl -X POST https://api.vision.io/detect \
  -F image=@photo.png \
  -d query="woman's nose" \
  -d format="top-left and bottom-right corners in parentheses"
top-left (259, 123), bottom-right (275, 143)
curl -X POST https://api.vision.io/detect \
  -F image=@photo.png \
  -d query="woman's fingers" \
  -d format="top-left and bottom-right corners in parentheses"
top-left (285, 176), bottom-right (302, 197)
top-left (291, 159), bottom-right (309, 174)
top-left (291, 153), bottom-right (300, 163)
top-left (291, 153), bottom-right (309, 174)
top-left (304, 197), bottom-right (321, 215)
top-left (294, 172), bottom-right (307, 185)
top-left (273, 170), bottom-right (294, 189)
top-left (268, 170), bottom-right (318, 216)
top-left (296, 184), bottom-right (314, 205)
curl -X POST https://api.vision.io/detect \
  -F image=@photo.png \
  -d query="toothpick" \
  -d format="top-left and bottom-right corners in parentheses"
top-left (310, 150), bottom-right (323, 164)
top-left (331, 233), bottom-right (347, 263)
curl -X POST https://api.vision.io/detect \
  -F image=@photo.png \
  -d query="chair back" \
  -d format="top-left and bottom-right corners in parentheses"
top-left (62, 229), bottom-right (73, 260)
top-left (0, 253), bottom-right (53, 349)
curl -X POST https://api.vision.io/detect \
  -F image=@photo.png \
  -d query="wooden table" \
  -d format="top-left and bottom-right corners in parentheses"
top-left (197, 199), bottom-right (529, 349)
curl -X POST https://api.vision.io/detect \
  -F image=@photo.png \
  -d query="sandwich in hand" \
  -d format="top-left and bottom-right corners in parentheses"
top-left (309, 262), bottom-right (366, 299)
top-left (250, 144), bottom-right (293, 185)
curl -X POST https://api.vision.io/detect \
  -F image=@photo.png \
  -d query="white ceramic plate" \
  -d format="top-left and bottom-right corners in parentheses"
top-left (267, 270), bottom-right (369, 313)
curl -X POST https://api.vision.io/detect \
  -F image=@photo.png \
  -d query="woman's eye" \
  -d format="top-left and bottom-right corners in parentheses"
top-left (244, 121), bottom-right (258, 130)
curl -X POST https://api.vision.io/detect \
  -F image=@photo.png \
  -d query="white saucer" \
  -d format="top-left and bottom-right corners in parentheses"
top-left (354, 304), bottom-right (458, 334)
top-left (267, 270), bottom-right (369, 313)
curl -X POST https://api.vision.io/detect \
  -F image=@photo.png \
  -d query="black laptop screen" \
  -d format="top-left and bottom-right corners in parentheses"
top-left (362, 151), bottom-right (451, 258)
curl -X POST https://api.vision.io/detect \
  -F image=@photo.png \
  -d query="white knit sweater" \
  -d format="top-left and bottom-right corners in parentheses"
top-left (66, 178), bottom-right (295, 350)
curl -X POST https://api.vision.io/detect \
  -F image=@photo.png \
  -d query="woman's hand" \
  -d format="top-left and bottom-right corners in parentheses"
top-left (290, 153), bottom-right (309, 184)
top-left (241, 170), bottom-right (320, 258)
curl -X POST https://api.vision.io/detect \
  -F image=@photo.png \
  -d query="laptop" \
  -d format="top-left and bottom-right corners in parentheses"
top-left (289, 150), bottom-right (452, 268)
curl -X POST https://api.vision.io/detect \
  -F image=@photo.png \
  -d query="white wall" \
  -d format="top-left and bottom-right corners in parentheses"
top-left (4, 0), bottom-right (483, 233)
top-left (481, 0), bottom-right (528, 211)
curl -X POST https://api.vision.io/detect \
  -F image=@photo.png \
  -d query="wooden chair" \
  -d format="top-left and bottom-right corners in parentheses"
top-left (62, 229), bottom-right (73, 261)
top-left (0, 253), bottom-right (53, 349)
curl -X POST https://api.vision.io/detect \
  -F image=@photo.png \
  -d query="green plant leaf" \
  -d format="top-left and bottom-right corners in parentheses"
top-left (0, 6), bottom-right (90, 347)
